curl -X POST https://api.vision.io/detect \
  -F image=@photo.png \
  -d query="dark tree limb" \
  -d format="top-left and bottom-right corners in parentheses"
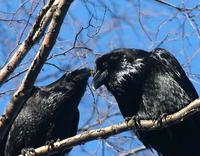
top-left (19, 98), bottom-right (200, 156)
top-left (0, 0), bottom-right (74, 141)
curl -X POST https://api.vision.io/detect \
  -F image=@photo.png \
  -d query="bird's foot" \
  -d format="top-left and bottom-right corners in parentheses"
top-left (155, 113), bottom-right (168, 127)
top-left (45, 138), bottom-right (61, 150)
top-left (46, 139), bottom-right (55, 150)
top-left (21, 148), bottom-right (36, 156)
top-left (125, 116), bottom-right (142, 129)
top-left (46, 139), bottom-right (65, 155)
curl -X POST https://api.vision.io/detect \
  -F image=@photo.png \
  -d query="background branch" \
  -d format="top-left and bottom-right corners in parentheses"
top-left (0, 0), bottom-right (54, 87)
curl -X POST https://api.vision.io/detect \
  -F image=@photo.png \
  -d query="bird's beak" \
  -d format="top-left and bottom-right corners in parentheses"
top-left (92, 70), bottom-right (108, 90)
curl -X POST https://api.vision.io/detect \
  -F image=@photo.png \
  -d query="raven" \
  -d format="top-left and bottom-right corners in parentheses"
top-left (1, 68), bottom-right (91, 156)
top-left (92, 48), bottom-right (200, 156)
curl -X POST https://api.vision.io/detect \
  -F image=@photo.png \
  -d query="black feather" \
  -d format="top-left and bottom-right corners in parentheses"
top-left (93, 48), bottom-right (199, 156)
top-left (1, 68), bottom-right (91, 156)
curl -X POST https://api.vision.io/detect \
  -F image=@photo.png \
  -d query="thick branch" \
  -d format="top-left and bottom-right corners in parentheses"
top-left (0, 0), bottom-right (54, 87)
top-left (0, 0), bottom-right (74, 140)
top-left (19, 98), bottom-right (200, 156)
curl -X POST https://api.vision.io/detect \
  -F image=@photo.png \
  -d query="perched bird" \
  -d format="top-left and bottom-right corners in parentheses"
top-left (92, 48), bottom-right (199, 156)
top-left (1, 68), bottom-right (91, 156)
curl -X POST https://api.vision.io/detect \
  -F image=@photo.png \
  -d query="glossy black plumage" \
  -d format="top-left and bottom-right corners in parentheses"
top-left (1, 68), bottom-right (91, 156)
top-left (93, 48), bottom-right (199, 156)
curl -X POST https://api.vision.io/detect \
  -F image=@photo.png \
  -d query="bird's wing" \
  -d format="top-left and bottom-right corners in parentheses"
top-left (150, 48), bottom-right (198, 99)
top-left (3, 86), bottom-right (40, 156)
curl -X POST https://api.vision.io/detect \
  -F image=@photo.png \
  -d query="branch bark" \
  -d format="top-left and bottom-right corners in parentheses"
top-left (19, 98), bottom-right (200, 156)
top-left (0, 0), bottom-right (54, 87)
top-left (0, 0), bottom-right (74, 141)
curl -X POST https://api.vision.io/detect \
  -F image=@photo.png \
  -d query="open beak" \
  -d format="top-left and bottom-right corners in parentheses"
top-left (92, 70), bottom-right (108, 90)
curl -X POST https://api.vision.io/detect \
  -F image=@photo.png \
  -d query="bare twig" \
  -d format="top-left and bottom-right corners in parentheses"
top-left (19, 98), bottom-right (200, 156)
top-left (45, 62), bottom-right (66, 72)
top-left (119, 146), bottom-right (146, 156)
top-left (3, 69), bottom-right (28, 84)
top-left (47, 46), bottom-right (92, 61)
top-left (137, 0), bottom-right (152, 41)
top-left (154, 0), bottom-right (192, 11)
top-left (0, 89), bottom-right (16, 97)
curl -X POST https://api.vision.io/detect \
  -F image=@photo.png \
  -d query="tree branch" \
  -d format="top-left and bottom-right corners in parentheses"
top-left (19, 98), bottom-right (200, 156)
top-left (0, 0), bottom-right (54, 87)
top-left (0, 0), bottom-right (74, 141)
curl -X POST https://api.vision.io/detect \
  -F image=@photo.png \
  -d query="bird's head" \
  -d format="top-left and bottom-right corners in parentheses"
top-left (66, 68), bottom-right (92, 84)
top-left (46, 68), bottom-right (91, 93)
top-left (63, 68), bottom-right (92, 93)
top-left (92, 48), bottom-right (147, 90)
top-left (92, 52), bottom-right (119, 90)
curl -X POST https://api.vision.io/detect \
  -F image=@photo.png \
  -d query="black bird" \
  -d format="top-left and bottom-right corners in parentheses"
top-left (92, 48), bottom-right (200, 156)
top-left (1, 68), bottom-right (91, 156)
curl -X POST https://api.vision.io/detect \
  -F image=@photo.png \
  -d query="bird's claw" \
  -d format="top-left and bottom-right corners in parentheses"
top-left (155, 113), bottom-right (168, 127)
top-left (125, 116), bottom-right (142, 129)
top-left (21, 148), bottom-right (35, 156)
top-left (46, 139), bottom-right (55, 150)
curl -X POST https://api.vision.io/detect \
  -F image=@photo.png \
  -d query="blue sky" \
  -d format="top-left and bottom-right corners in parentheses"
top-left (0, 0), bottom-right (200, 155)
